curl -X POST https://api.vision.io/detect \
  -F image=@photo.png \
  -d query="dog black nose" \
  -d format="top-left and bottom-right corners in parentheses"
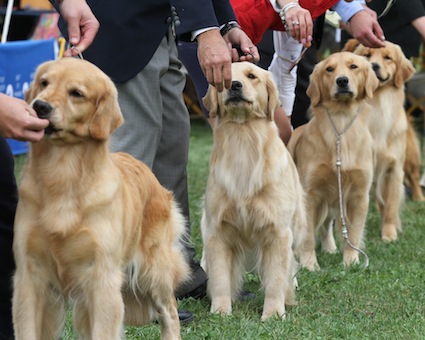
top-left (336, 76), bottom-right (349, 88)
top-left (230, 80), bottom-right (243, 92)
top-left (372, 62), bottom-right (380, 72)
top-left (33, 100), bottom-right (52, 119)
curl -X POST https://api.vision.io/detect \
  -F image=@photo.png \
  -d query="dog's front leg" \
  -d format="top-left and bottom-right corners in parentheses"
top-left (204, 229), bottom-right (234, 315)
top-left (343, 191), bottom-right (370, 266)
top-left (13, 266), bottom-right (65, 340)
top-left (260, 228), bottom-right (294, 321)
top-left (73, 268), bottom-right (125, 340)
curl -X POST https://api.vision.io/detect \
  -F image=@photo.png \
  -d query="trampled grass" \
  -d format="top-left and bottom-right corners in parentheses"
top-left (13, 119), bottom-right (425, 339)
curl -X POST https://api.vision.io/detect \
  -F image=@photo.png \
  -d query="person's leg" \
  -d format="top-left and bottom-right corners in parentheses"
top-left (110, 30), bottom-right (207, 299)
top-left (291, 45), bottom-right (318, 129)
top-left (0, 138), bottom-right (17, 340)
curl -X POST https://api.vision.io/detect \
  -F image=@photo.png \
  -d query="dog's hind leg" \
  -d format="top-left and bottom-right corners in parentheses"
top-left (380, 164), bottom-right (404, 243)
top-left (320, 218), bottom-right (337, 254)
top-left (299, 205), bottom-right (321, 271)
top-left (154, 296), bottom-right (181, 340)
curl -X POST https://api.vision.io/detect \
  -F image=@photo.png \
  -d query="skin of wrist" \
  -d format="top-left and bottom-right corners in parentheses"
top-left (277, 0), bottom-right (299, 10)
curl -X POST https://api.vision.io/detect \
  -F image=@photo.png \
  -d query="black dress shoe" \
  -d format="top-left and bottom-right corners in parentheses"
top-left (178, 309), bottom-right (194, 324)
top-left (176, 264), bottom-right (207, 299)
top-left (239, 290), bottom-right (256, 301)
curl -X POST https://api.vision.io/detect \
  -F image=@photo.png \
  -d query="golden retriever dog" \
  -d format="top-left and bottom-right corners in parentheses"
top-left (287, 52), bottom-right (379, 270)
top-left (344, 39), bottom-right (424, 203)
top-left (12, 58), bottom-right (189, 340)
top-left (347, 40), bottom-right (416, 242)
top-left (200, 61), bottom-right (307, 321)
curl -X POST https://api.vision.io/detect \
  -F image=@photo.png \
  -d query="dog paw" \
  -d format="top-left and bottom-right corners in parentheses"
top-left (210, 300), bottom-right (232, 315)
top-left (299, 252), bottom-right (320, 271)
top-left (343, 251), bottom-right (359, 266)
top-left (322, 244), bottom-right (338, 254)
top-left (261, 307), bottom-right (286, 321)
top-left (381, 224), bottom-right (398, 243)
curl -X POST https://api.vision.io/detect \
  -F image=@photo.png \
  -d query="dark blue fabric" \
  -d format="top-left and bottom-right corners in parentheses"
top-left (0, 137), bottom-right (17, 340)
top-left (52, 0), bottom-right (236, 83)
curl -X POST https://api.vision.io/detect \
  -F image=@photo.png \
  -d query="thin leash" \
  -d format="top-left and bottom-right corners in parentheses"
top-left (326, 109), bottom-right (369, 268)
top-left (58, 38), bottom-right (84, 60)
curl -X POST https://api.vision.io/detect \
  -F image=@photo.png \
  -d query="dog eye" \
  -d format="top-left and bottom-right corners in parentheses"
top-left (363, 53), bottom-right (371, 59)
top-left (350, 64), bottom-right (358, 69)
top-left (326, 66), bottom-right (334, 72)
top-left (384, 55), bottom-right (392, 61)
top-left (247, 73), bottom-right (256, 79)
top-left (70, 89), bottom-right (84, 98)
top-left (40, 79), bottom-right (48, 87)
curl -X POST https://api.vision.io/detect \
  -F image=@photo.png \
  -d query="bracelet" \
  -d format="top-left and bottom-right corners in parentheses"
top-left (220, 21), bottom-right (240, 36)
top-left (279, 2), bottom-right (301, 31)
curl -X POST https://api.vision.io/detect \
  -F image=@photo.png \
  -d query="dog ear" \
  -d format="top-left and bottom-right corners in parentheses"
top-left (394, 45), bottom-right (416, 88)
top-left (306, 66), bottom-right (321, 107)
top-left (364, 63), bottom-right (380, 99)
top-left (89, 86), bottom-right (124, 140)
top-left (24, 83), bottom-right (34, 104)
top-left (266, 73), bottom-right (280, 121)
top-left (24, 61), bottom-right (53, 103)
top-left (202, 85), bottom-right (219, 118)
top-left (342, 39), bottom-right (360, 52)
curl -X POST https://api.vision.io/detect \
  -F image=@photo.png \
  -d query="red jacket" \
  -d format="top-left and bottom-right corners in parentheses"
top-left (231, 0), bottom-right (340, 44)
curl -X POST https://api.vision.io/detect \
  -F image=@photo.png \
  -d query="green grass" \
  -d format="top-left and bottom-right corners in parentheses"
top-left (13, 119), bottom-right (425, 339)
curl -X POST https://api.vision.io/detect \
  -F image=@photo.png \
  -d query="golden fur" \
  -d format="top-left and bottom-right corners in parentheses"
top-left (12, 58), bottom-right (189, 340)
top-left (200, 62), bottom-right (307, 321)
top-left (348, 41), bottom-right (416, 242)
top-left (344, 39), bottom-right (424, 203)
top-left (404, 118), bottom-right (425, 201)
top-left (287, 52), bottom-right (379, 270)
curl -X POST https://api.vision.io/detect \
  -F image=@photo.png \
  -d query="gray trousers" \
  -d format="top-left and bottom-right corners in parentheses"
top-left (111, 30), bottom-right (190, 217)
top-left (110, 29), bottom-right (206, 294)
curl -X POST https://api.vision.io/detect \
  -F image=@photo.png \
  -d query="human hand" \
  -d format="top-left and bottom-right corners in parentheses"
top-left (0, 94), bottom-right (49, 142)
top-left (196, 29), bottom-right (232, 92)
top-left (223, 27), bottom-right (260, 63)
top-left (59, 0), bottom-right (100, 57)
top-left (278, 1), bottom-right (313, 47)
top-left (346, 8), bottom-right (385, 48)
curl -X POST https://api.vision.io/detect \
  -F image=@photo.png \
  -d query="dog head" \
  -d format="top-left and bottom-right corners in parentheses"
top-left (307, 51), bottom-right (379, 107)
top-left (202, 61), bottom-right (280, 122)
top-left (25, 58), bottom-right (123, 143)
top-left (346, 40), bottom-right (415, 88)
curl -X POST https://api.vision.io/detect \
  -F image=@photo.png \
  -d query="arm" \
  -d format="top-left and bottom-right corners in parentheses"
top-left (176, 0), bottom-right (259, 92)
top-left (412, 16), bottom-right (425, 39)
top-left (0, 93), bottom-right (49, 142)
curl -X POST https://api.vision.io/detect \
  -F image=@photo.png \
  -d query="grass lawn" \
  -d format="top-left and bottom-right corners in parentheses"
top-left (13, 118), bottom-right (425, 339)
